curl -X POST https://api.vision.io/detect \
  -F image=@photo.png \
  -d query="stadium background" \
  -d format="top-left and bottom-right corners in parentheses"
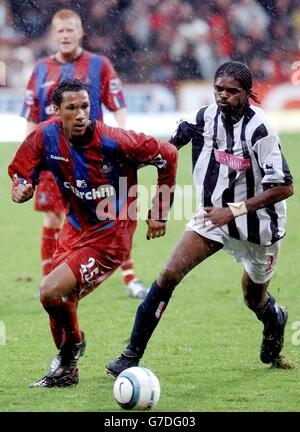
top-left (1, 0), bottom-right (300, 137)
top-left (1, 0), bottom-right (300, 412)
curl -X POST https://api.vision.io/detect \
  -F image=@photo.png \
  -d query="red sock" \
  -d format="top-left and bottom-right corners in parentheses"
top-left (41, 227), bottom-right (60, 276)
top-left (120, 257), bottom-right (136, 285)
top-left (62, 298), bottom-right (82, 345)
top-left (42, 295), bottom-right (82, 347)
top-left (49, 317), bottom-right (64, 349)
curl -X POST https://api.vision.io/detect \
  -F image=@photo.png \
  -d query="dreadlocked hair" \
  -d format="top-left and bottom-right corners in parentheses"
top-left (214, 61), bottom-right (261, 104)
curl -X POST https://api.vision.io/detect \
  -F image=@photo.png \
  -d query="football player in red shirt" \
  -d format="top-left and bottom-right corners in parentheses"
top-left (9, 78), bottom-right (177, 387)
top-left (21, 9), bottom-right (147, 299)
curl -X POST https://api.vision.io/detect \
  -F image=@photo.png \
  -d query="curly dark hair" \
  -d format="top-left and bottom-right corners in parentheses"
top-left (52, 78), bottom-right (90, 106)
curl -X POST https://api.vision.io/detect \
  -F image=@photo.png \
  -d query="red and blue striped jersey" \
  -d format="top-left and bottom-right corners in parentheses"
top-left (21, 50), bottom-right (126, 123)
top-left (9, 119), bottom-right (177, 233)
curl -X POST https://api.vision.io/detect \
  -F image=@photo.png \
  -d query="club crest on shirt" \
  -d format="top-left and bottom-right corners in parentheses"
top-left (24, 89), bottom-right (34, 105)
top-left (38, 192), bottom-right (48, 205)
top-left (263, 162), bottom-right (275, 175)
top-left (109, 78), bottom-right (121, 94)
top-left (76, 179), bottom-right (87, 188)
top-left (99, 161), bottom-right (112, 173)
top-left (149, 153), bottom-right (167, 169)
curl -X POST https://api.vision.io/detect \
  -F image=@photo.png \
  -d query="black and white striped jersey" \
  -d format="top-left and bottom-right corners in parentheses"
top-left (170, 103), bottom-right (293, 246)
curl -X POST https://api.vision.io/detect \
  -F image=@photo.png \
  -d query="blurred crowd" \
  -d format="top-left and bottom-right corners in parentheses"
top-left (1, 0), bottom-right (300, 88)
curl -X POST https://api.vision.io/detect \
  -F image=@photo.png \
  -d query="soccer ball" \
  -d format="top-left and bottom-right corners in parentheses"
top-left (113, 366), bottom-right (160, 410)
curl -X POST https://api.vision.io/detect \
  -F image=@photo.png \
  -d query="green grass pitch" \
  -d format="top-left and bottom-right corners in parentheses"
top-left (0, 135), bottom-right (299, 412)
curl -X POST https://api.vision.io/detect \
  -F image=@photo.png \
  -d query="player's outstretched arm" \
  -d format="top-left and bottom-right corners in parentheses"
top-left (8, 125), bottom-right (44, 203)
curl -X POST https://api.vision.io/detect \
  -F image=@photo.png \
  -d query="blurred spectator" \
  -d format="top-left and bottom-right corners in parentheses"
top-left (169, 2), bottom-right (212, 78)
top-left (230, 0), bottom-right (270, 39)
top-left (113, 17), bottom-right (144, 81)
top-left (209, 0), bottom-right (235, 50)
top-left (232, 37), bottom-right (254, 64)
top-left (248, 54), bottom-right (269, 80)
top-left (9, 0), bottom-right (48, 39)
top-left (174, 43), bottom-right (203, 80)
top-left (151, 51), bottom-right (176, 82)
top-left (0, 0), bottom-right (22, 43)
top-left (291, 4), bottom-right (300, 49)
top-left (0, 42), bottom-right (34, 88)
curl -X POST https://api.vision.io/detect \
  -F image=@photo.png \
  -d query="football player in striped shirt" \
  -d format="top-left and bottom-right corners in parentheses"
top-left (21, 9), bottom-right (148, 299)
top-left (106, 61), bottom-right (294, 377)
top-left (9, 78), bottom-right (177, 387)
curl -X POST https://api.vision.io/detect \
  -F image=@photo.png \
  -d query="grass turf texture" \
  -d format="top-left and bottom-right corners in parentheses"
top-left (0, 135), bottom-right (299, 412)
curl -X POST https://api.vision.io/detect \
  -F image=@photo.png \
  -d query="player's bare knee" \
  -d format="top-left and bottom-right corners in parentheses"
top-left (39, 285), bottom-right (52, 304)
top-left (40, 278), bottom-right (59, 304)
top-left (158, 267), bottom-right (182, 289)
top-left (242, 272), bottom-right (267, 311)
top-left (243, 291), bottom-right (265, 311)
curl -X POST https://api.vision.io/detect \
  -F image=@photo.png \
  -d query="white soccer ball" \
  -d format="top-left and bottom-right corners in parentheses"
top-left (113, 366), bottom-right (160, 410)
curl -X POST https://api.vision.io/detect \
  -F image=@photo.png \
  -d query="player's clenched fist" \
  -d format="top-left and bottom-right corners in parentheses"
top-left (146, 219), bottom-right (166, 240)
top-left (11, 179), bottom-right (34, 203)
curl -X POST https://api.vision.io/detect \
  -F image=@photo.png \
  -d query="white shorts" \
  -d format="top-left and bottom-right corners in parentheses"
top-left (186, 210), bottom-right (281, 284)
